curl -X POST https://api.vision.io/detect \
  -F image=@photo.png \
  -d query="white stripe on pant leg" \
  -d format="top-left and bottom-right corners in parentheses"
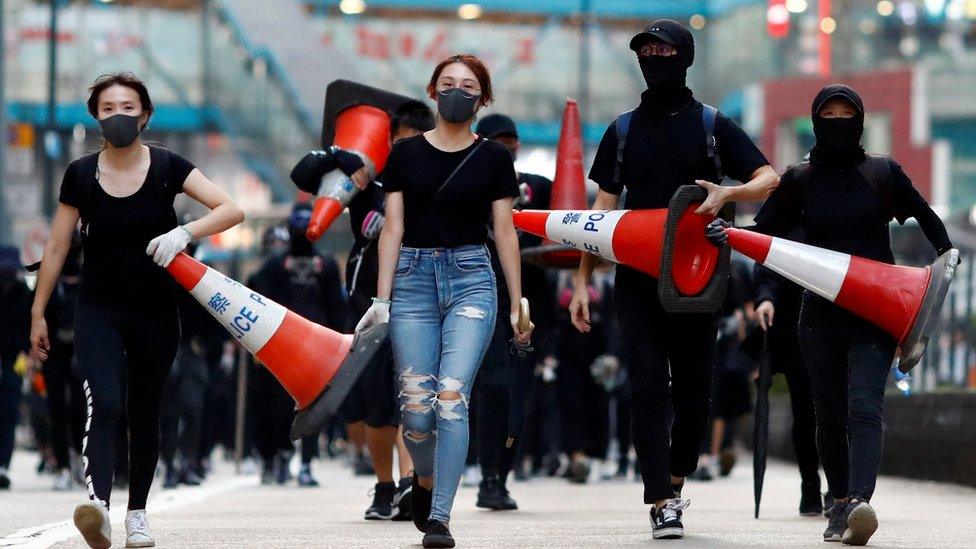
top-left (81, 379), bottom-right (107, 508)
top-left (764, 237), bottom-right (852, 302)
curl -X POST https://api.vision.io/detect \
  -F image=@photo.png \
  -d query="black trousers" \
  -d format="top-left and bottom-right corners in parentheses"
top-left (41, 339), bottom-right (85, 471)
top-left (160, 344), bottom-right (209, 469)
top-left (556, 338), bottom-right (611, 459)
top-left (782, 359), bottom-right (822, 491)
top-left (474, 313), bottom-right (546, 480)
top-left (0, 350), bottom-right (21, 470)
top-left (250, 361), bottom-right (317, 466)
top-left (74, 300), bottom-right (180, 510)
top-left (613, 268), bottom-right (716, 503)
top-left (798, 293), bottom-right (894, 502)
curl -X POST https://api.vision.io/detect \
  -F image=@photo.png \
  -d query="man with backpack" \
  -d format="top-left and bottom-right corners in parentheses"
top-left (567, 19), bottom-right (778, 539)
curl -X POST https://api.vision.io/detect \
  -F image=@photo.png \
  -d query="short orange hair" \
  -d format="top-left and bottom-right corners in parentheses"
top-left (426, 54), bottom-right (494, 107)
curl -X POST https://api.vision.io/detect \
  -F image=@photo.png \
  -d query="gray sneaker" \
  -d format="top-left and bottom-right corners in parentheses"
top-left (824, 501), bottom-right (850, 542)
top-left (73, 502), bottom-right (111, 549)
top-left (842, 501), bottom-right (878, 546)
top-left (125, 509), bottom-right (155, 548)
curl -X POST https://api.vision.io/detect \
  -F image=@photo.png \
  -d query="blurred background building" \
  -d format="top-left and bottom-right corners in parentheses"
top-left (2, 0), bottom-right (976, 390)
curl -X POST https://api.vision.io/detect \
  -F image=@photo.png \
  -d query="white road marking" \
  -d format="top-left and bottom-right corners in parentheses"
top-left (0, 474), bottom-right (257, 548)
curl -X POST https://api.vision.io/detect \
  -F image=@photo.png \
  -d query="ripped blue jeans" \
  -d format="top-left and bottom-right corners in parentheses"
top-left (390, 245), bottom-right (497, 523)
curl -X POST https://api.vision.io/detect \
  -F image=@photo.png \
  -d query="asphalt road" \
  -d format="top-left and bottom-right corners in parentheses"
top-left (2, 449), bottom-right (975, 548)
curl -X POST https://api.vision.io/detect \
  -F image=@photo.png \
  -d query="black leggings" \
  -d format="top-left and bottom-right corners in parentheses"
top-left (614, 268), bottom-right (716, 504)
top-left (75, 300), bottom-right (179, 510)
top-left (160, 344), bottom-right (209, 469)
top-left (798, 293), bottom-right (894, 502)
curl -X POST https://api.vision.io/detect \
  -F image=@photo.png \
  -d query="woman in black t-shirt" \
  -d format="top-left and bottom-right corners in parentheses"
top-left (28, 73), bottom-right (244, 549)
top-left (355, 54), bottom-right (531, 549)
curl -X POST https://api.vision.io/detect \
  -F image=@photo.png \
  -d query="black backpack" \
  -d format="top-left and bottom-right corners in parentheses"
top-left (611, 104), bottom-right (723, 188)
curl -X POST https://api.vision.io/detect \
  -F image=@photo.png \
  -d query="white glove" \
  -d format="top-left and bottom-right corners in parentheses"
top-left (146, 225), bottom-right (192, 268)
top-left (355, 298), bottom-right (390, 332)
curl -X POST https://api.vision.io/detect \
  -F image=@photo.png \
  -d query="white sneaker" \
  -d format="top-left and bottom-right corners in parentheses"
top-left (73, 502), bottom-right (111, 549)
top-left (53, 470), bottom-right (73, 491)
top-left (125, 509), bottom-right (155, 548)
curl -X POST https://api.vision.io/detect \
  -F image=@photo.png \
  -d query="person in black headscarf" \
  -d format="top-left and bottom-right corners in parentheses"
top-left (571, 19), bottom-right (777, 540)
top-left (707, 84), bottom-right (952, 546)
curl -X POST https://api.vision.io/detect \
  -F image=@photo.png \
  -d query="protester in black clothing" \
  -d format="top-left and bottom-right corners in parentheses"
top-left (708, 84), bottom-right (952, 546)
top-left (0, 246), bottom-right (32, 491)
top-left (37, 233), bottom-right (86, 491)
top-left (160, 238), bottom-right (220, 489)
top-left (472, 113), bottom-right (555, 509)
top-left (29, 72), bottom-right (244, 549)
top-left (569, 20), bottom-right (778, 540)
top-left (751, 230), bottom-right (825, 516)
top-left (248, 204), bottom-right (347, 488)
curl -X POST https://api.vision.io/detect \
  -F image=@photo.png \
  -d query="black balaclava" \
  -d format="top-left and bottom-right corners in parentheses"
top-left (287, 203), bottom-right (315, 257)
top-left (810, 84), bottom-right (866, 168)
top-left (630, 19), bottom-right (696, 115)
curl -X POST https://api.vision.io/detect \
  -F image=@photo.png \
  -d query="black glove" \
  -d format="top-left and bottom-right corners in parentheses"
top-left (290, 150), bottom-right (338, 193)
top-left (289, 148), bottom-right (367, 194)
top-left (705, 218), bottom-right (731, 247)
top-left (332, 148), bottom-right (366, 177)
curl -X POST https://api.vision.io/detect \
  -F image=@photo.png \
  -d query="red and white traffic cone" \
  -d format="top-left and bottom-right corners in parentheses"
top-left (514, 203), bottom-right (718, 297)
top-left (725, 227), bottom-right (958, 372)
top-left (521, 99), bottom-right (589, 268)
top-left (167, 253), bottom-right (389, 439)
top-left (306, 104), bottom-right (392, 241)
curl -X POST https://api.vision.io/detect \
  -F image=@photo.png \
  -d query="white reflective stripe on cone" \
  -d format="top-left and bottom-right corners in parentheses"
top-left (764, 237), bottom-right (852, 302)
top-left (189, 267), bottom-right (288, 354)
top-left (543, 210), bottom-right (628, 263)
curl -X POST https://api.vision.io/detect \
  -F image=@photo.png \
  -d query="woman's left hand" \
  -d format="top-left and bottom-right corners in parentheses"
top-left (693, 179), bottom-right (730, 216)
top-left (510, 310), bottom-right (533, 345)
top-left (146, 225), bottom-right (192, 268)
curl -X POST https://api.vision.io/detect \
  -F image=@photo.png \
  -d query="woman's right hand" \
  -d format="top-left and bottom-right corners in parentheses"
top-left (30, 316), bottom-right (50, 362)
top-left (756, 300), bottom-right (775, 331)
top-left (568, 284), bottom-right (591, 334)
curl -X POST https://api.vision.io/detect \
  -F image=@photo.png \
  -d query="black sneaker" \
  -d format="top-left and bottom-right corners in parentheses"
top-left (181, 466), bottom-right (203, 487)
top-left (823, 493), bottom-right (836, 517)
top-left (800, 486), bottom-right (824, 517)
top-left (476, 476), bottom-right (503, 509)
top-left (0, 469), bottom-right (9, 490)
top-left (567, 460), bottom-right (589, 484)
top-left (411, 473), bottom-right (432, 532)
top-left (275, 453), bottom-right (292, 485)
top-left (298, 464), bottom-right (319, 487)
top-left (824, 501), bottom-right (851, 542)
top-left (422, 520), bottom-right (455, 548)
top-left (497, 481), bottom-right (518, 511)
top-left (365, 481), bottom-right (396, 520)
top-left (650, 499), bottom-right (690, 539)
top-left (392, 477), bottom-right (413, 521)
top-left (842, 501), bottom-right (878, 546)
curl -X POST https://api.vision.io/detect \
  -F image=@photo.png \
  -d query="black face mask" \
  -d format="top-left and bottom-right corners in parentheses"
top-left (813, 115), bottom-right (863, 151)
top-left (98, 114), bottom-right (142, 148)
top-left (437, 88), bottom-right (480, 124)
top-left (638, 55), bottom-right (688, 88)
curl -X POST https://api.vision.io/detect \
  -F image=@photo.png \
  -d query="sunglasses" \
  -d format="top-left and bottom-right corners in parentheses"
top-left (637, 42), bottom-right (677, 58)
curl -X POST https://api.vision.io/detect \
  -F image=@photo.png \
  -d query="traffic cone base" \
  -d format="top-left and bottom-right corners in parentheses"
top-left (725, 228), bottom-right (958, 372)
top-left (167, 253), bottom-right (390, 439)
top-left (899, 248), bottom-right (958, 372)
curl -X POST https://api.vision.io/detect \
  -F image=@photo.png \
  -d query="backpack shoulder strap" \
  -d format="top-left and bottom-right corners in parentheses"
top-left (612, 109), bottom-right (636, 188)
top-left (857, 154), bottom-right (894, 221)
top-left (702, 104), bottom-right (723, 181)
top-left (148, 146), bottom-right (179, 226)
top-left (76, 153), bottom-right (100, 221)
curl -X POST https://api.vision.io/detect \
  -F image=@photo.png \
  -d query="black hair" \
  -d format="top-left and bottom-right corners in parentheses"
top-left (391, 100), bottom-right (435, 137)
top-left (86, 72), bottom-right (154, 131)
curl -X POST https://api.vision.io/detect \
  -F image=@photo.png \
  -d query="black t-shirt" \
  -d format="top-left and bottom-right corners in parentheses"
top-left (753, 156), bottom-right (950, 264)
top-left (588, 94), bottom-right (769, 210)
top-left (58, 147), bottom-right (196, 311)
top-left (382, 135), bottom-right (519, 248)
